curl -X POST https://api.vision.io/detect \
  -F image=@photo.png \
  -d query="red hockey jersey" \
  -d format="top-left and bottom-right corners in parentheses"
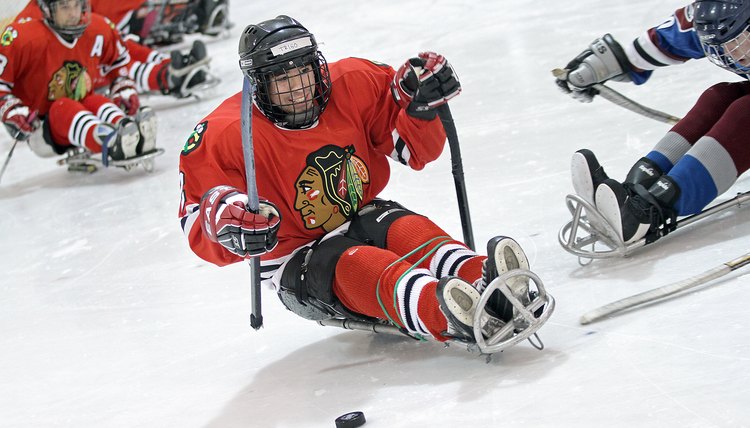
top-left (14, 0), bottom-right (147, 28)
top-left (0, 14), bottom-right (129, 115)
top-left (179, 58), bottom-right (447, 273)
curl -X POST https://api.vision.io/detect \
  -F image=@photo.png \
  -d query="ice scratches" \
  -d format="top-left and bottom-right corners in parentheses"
top-left (51, 239), bottom-right (92, 258)
top-left (605, 329), bottom-right (750, 361)
top-left (615, 339), bottom-right (711, 424)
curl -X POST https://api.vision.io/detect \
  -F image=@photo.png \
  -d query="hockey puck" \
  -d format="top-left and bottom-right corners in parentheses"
top-left (335, 411), bottom-right (366, 428)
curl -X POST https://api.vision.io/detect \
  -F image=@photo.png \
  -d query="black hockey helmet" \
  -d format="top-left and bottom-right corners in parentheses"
top-left (37, 0), bottom-right (91, 41)
top-left (694, 0), bottom-right (750, 44)
top-left (238, 15), bottom-right (331, 129)
top-left (694, 0), bottom-right (750, 77)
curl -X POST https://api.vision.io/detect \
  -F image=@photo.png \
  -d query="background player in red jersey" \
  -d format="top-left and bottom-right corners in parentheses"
top-left (13, 0), bottom-right (212, 99)
top-left (178, 16), bottom-right (553, 351)
top-left (0, 0), bottom-right (155, 162)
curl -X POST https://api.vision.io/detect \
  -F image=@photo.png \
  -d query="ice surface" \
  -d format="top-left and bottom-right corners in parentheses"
top-left (1, 1), bottom-right (749, 427)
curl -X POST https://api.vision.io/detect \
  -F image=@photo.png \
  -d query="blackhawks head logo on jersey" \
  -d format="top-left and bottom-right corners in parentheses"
top-left (47, 61), bottom-right (92, 102)
top-left (294, 145), bottom-right (370, 232)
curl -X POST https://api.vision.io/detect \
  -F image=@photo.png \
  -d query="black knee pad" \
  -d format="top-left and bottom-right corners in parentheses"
top-left (346, 199), bottom-right (418, 248)
top-left (42, 118), bottom-right (72, 155)
top-left (278, 236), bottom-right (368, 321)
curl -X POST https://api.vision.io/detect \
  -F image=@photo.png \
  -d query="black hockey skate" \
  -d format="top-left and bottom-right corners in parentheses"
top-left (58, 120), bottom-right (164, 173)
top-left (561, 150), bottom-right (668, 259)
top-left (195, 0), bottom-right (232, 36)
top-left (596, 176), bottom-right (679, 245)
top-left (134, 106), bottom-right (158, 155)
top-left (167, 40), bottom-right (220, 99)
top-left (571, 149), bottom-right (610, 206)
top-left (436, 276), bottom-right (506, 345)
top-left (473, 237), bottom-right (554, 353)
top-left (139, 0), bottom-right (232, 46)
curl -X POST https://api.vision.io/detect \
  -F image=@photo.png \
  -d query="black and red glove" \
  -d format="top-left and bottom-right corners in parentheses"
top-left (0, 95), bottom-right (40, 141)
top-left (200, 185), bottom-right (281, 258)
top-left (391, 52), bottom-right (461, 120)
top-left (109, 77), bottom-right (141, 116)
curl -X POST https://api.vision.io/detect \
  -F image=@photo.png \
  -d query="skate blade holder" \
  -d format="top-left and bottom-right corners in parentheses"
top-left (559, 191), bottom-right (750, 263)
top-left (57, 148), bottom-right (164, 173)
top-left (471, 269), bottom-right (555, 355)
top-left (170, 58), bottom-right (221, 99)
top-left (558, 194), bottom-right (632, 261)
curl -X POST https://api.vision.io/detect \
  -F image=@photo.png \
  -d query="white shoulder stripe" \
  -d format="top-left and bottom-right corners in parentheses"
top-left (626, 33), bottom-right (685, 70)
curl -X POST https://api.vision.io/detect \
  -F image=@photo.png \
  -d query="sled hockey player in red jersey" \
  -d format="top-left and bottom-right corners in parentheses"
top-left (554, 0), bottom-right (750, 257)
top-left (178, 16), bottom-right (554, 354)
top-left (0, 0), bottom-right (160, 166)
top-left (12, 0), bottom-right (215, 99)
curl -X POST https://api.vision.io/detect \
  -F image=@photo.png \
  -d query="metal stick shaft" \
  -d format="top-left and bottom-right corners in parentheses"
top-left (551, 68), bottom-right (682, 125)
top-left (241, 77), bottom-right (263, 330)
top-left (0, 139), bottom-right (19, 185)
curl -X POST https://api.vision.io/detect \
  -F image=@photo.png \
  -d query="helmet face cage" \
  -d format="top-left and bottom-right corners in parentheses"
top-left (249, 51), bottom-right (332, 129)
top-left (694, 0), bottom-right (750, 79)
top-left (701, 25), bottom-right (750, 79)
top-left (39, 0), bottom-right (91, 40)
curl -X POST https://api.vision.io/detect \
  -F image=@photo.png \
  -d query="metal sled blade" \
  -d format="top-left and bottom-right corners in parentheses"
top-left (558, 194), bottom-right (630, 259)
top-left (559, 190), bottom-right (750, 260)
top-left (58, 148), bottom-right (165, 173)
top-left (174, 66), bottom-right (222, 99)
top-left (471, 269), bottom-right (555, 355)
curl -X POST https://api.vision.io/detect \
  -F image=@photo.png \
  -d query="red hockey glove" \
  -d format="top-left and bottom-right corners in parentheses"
top-left (200, 185), bottom-right (281, 258)
top-left (109, 77), bottom-right (141, 116)
top-left (390, 52), bottom-right (461, 120)
top-left (0, 95), bottom-right (40, 141)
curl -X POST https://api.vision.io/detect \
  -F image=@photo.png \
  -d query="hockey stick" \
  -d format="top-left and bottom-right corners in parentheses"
top-left (0, 139), bottom-right (19, 185)
top-left (437, 104), bottom-right (475, 251)
top-left (552, 68), bottom-right (682, 125)
top-left (241, 76), bottom-right (263, 330)
top-left (580, 252), bottom-right (750, 325)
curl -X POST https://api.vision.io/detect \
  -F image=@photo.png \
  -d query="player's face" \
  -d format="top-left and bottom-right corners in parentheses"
top-left (268, 65), bottom-right (316, 114)
top-left (51, 0), bottom-right (83, 27)
top-left (723, 28), bottom-right (750, 69)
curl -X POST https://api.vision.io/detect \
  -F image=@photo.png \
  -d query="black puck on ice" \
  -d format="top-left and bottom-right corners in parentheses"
top-left (335, 411), bottom-right (366, 428)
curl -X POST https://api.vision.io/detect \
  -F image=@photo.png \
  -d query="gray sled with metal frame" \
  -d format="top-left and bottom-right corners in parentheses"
top-left (559, 190), bottom-right (750, 260)
top-left (58, 147), bottom-right (165, 173)
top-left (319, 269), bottom-right (555, 357)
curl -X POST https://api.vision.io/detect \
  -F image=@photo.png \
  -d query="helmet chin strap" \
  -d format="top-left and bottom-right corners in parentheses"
top-left (279, 104), bottom-right (321, 129)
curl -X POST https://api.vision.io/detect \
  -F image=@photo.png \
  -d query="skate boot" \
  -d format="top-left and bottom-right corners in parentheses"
top-left (168, 40), bottom-right (209, 98)
top-left (571, 149), bottom-right (610, 206)
top-left (99, 119), bottom-right (140, 164)
top-left (571, 149), bottom-right (664, 206)
top-left (196, 0), bottom-right (230, 35)
top-left (437, 276), bottom-right (480, 341)
top-left (134, 106), bottom-right (157, 154)
top-left (595, 176), bottom-right (679, 244)
top-left (478, 236), bottom-right (542, 323)
top-left (436, 277), bottom-right (504, 342)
